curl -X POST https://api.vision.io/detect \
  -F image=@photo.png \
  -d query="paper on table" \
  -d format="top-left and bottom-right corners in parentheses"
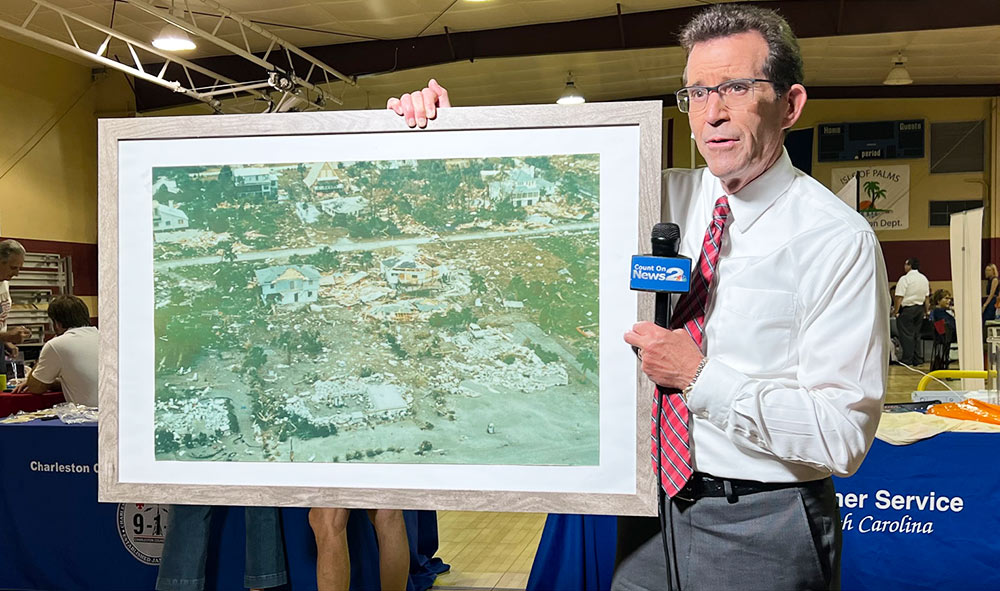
top-left (876, 411), bottom-right (1000, 446)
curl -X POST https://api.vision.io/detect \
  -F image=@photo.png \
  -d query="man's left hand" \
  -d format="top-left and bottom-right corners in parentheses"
top-left (623, 321), bottom-right (704, 390)
top-left (387, 78), bottom-right (450, 128)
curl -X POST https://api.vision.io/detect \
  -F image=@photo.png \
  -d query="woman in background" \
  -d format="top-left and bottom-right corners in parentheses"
top-left (930, 289), bottom-right (956, 371)
top-left (983, 263), bottom-right (998, 323)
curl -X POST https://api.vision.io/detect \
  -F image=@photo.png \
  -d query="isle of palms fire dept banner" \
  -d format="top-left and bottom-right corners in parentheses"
top-left (832, 164), bottom-right (910, 231)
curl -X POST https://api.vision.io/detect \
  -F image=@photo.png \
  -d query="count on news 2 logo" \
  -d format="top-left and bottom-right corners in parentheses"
top-left (116, 503), bottom-right (170, 565)
top-left (629, 255), bottom-right (691, 293)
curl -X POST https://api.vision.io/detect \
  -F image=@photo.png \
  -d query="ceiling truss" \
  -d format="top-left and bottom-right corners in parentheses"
top-left (0, 0), bottom-right (358, 113)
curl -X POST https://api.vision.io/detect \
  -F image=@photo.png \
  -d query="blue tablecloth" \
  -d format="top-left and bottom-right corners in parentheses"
top-left (527, 433), bottom-right (1000, 591)
top-left (0, 420), bottom-right (448, 590)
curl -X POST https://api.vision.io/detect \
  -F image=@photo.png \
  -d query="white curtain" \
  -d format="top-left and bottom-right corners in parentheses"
top-left (950, 207), bottom-right (984, 390)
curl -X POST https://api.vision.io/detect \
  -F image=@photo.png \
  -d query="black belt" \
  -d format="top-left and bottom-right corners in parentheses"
top-left (674, 472), bottom-right (828, 502)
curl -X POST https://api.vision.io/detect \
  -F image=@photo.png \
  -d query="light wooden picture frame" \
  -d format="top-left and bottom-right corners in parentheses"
top-left (98, 102), bottom-right (661, 515)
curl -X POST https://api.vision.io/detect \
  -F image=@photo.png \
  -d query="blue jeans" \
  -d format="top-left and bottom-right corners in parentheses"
top-left (156, 505), bottom-right (288, 591)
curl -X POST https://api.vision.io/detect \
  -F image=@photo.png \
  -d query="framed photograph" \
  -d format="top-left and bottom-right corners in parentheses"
top-left (98, 102), bottom-right (662, 515)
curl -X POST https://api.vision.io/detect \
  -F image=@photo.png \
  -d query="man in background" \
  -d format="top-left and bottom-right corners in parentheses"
top-left (893, 257), bottom-right (930, 365)
top-left (0, 239), bottom-right (31, 360)
top-left (14, 294), bottom-right (98, 407)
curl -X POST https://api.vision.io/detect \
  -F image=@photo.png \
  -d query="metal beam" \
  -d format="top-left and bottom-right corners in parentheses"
top-left (196, 0), bottom-right (355, 87)
top-left (0, 11), bottom-right (219, 110)
top-left (126, 0), bottom-right (351, 107)
top-left (130, 0), bottom-right (1000, 111)
top-left (0, 0), bottom-right (304, 112)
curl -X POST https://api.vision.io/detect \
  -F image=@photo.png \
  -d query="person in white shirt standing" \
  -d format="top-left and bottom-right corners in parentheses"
top-left (614, 6), bottom-right (888, 589)
top-left (0, 239), bottom-right (31, 360)
top-left (388, 5), bottom-right (888, 587)
top-left (892, 258), bottom-right (931, 365)
top-left (14, 295), bottom-right (98, 407)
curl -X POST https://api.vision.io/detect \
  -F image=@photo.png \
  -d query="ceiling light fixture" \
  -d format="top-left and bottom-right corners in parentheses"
top-left (556, 71), bottom-right (585, 105)
top-left (152, 0), bottom-right (196, 51)
top-left (883, 51), bottom-right (913, 86)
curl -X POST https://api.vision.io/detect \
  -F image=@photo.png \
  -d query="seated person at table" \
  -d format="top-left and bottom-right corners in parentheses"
top-left (13, 295), bottom-right (98, 407)
top-left (0, 239), bottom-right (31, 359)
top-left (929, 290), bottom-right (956, 326)
top-left (309, 507), bottom-right (408, 591)
top-left (929, 289), bottom-right (957, 371)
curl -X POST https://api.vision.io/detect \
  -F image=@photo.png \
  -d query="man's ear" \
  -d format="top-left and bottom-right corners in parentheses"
top-left (781, 84), bottom-right (807, 131)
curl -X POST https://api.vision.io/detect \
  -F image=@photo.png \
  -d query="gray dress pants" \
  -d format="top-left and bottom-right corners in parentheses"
top-left (612, 478), bottom-right (841, 591)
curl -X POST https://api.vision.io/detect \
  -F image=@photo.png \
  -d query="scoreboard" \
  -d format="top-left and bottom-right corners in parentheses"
top-left (817, 119), bottom-right (924, 162)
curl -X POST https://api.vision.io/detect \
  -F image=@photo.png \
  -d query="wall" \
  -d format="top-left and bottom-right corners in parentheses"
top-left (802, 97), bottom-right (993, 285)
top-left (1, 30), bottom-right (996, 311)
top-left (664, 96), bottom-right (997, 292)
top-left (0, 35), bottom-right (135, 318)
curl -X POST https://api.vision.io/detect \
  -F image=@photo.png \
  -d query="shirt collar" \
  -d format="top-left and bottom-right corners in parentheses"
top-left (714, 149), bottom-right (796, 232)
top-left (62, 326), bottom-right (94, 336)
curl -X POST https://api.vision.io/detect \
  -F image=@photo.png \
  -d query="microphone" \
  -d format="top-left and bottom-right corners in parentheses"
top-left (629, 222), bottom-right (691, 325)
top-left (628, 222), bottom-right (691, 353)
top-left (651, 223), bottom-right (683, 327)
top-left (621, 222), bottom-right (692, 578)
top-left (652, 222), bottom-right (682, 258)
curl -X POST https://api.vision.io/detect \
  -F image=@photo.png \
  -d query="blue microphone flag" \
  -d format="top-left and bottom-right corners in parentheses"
top-left (629, 255), bottom-right (691, 293)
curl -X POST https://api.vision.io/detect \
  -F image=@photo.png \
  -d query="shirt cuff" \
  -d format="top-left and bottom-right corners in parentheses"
top-left (685, 357), bottom-right (745, 429)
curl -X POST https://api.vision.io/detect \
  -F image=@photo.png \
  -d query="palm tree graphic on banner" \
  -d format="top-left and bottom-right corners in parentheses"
top-left (859, 180), bottom-right (889, 214)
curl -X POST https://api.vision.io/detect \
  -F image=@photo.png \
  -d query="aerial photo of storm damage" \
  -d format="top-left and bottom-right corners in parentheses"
top-left (151, 154), bottom-right (600, 466)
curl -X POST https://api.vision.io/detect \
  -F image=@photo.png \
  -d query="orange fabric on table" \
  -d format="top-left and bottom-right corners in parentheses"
top-left (927, 399), bottom-right (1000, 425)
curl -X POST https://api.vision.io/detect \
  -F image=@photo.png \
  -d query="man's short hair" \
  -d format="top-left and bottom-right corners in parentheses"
top-left (47, 295), bottom-right (91, 330)
top-left (0, 239), bottom-right (26, 262)
top-left (907, 258), bottom-right (921, 270)
top-left (678, 4), bottom-right (804, 97)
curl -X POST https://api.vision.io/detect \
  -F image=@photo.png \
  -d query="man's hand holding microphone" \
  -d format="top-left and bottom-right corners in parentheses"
top-left (624, 222), bottom-right (703, 393)
top-left (624, 323), bottom-right (703, 391)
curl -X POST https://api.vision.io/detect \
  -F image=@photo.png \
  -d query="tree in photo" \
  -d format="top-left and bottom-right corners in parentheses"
top-left (307, 246), bottom-right (341, 271)
top-left (493, 194), bottom-right (519, 224)
top-left (576, 348), bottom-right (598, 379)
top-left (242, 345), bottom-right (268, 375)
top-left (218, 239), bottom-right (239, 263)
top-left (274, 328), bottom-right (325, 364)
top-left (217, 165), bottom-right (236, 201)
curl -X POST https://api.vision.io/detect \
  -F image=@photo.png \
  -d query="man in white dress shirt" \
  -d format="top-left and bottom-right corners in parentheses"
top-left (892, 258), bottom-right (930, 365)
top-left (614, 6), bottom-right (888, 590)
top-left (388, 5), bottom-right (888, 588)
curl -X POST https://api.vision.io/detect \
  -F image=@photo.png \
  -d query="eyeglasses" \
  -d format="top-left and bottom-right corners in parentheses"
top-left (675, 78), bottom-right (776, 113)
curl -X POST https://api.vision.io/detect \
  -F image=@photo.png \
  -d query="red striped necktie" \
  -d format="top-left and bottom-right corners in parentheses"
top-left (652, 195), bottom-right (731, 497)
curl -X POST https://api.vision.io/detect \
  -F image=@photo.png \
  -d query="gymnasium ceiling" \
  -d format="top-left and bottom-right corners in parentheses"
top-left (1, 0), bottom-right (998, 112)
